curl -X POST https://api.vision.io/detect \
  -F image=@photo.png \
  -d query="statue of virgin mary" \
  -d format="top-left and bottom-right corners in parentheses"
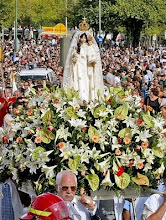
top-left (62, 18), bottom-right (104, 102)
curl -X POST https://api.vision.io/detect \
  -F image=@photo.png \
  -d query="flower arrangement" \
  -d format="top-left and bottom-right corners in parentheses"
top-left (0, 85), bottom-right (165, 194)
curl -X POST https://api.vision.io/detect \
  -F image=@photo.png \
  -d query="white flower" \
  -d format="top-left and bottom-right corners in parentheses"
top-left (55, 125), bottom-right (71, 142)
top-left (59, 143), bottom-right (73, 159)
top-left (153, 117), bottom-right (165, 129)
top-left (69, 118), bottom-right (86, 128)
top-left (27, 162), bottom-right (38, 174)
top-left (108, 119), bottom-right (119, 131)
top-left (157, 138), bottom-right (166, 150)
top-left (154, 162), bottom-right (165, 176)
top-left (135, 130), bottom-right (152, 142)
top-left (68, 97), bottom-right (80, 109)
top-left (42, 165), bottom-right (57, 179)
top-left (142, 148), bottom-right (155, 164)
top-left (94, 120), bottom-right (103, 129)
top-left (143, 163), bottom-right (152, 172)
top-left (77, 109), bottom-right (86, 119)
top-left (111, 136), bottom-right (122, 151)
top-left (40, 150), bottom-right (53, 162)
top-left (95, 158), bottom-right (110, 172)
top-left (101, 170), bottom-right (114, 187)
top-left (123, 114), bottom-right (136, 128)
top-left (11, 168), bottom-right (18, 181)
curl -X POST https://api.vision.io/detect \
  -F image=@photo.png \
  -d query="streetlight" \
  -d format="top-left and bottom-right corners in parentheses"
top-left (14, 0), bottom-right (18, 51)
top-left (99, 0), bottom-right (101, 36)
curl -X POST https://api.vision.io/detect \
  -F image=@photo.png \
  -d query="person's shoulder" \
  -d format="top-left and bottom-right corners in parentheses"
top-left (145, 193), bottom-right (162, 205)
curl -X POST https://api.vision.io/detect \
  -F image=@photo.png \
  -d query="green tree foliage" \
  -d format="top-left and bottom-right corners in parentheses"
top-left (69, 0), bottom-right (119, 38)
top-left (113, 0), bottom-right (166, 46)
top-left (0, 0), bottom-right (14, 28)
top-left (0, 0), bottom-right (68, 29)
top-left (0, 0), bottom-right (165, 47)
top-left (70, 0), bottom-right (166, 47)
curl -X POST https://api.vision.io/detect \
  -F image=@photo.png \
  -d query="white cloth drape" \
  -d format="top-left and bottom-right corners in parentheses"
top-left (62, 30), bottom-right (104, 103)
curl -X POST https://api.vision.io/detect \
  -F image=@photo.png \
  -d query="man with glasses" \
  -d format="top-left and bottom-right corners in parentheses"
top-left (55, 170), bottom-right (101, 220)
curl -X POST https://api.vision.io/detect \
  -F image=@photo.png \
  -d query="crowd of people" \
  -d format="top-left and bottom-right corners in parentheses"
top-left (0, 37), bottom-right (166, 127)
top-left (0, 36), bottom-right (166, 219)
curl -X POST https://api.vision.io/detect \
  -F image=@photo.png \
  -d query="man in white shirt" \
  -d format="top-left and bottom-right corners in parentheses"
top-left (143, 169), bottom-right (166, 220)
top-left (142, 193), bottom-right (166, 220)
top-left (55, 170), bottom-right (98, 220)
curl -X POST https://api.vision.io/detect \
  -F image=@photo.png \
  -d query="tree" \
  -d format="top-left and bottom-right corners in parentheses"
top-left (0, 0), bottom-right (14, 28)
top-left (17, 0), bottom-right (67, 27)
top-left (113, 0), bottom-right (166, 47)
top-left (68, 0), bottom-right (120, 38)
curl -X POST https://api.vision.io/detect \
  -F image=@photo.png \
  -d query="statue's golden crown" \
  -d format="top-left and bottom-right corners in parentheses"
top-left (79, 17), bottom-right (89, 31)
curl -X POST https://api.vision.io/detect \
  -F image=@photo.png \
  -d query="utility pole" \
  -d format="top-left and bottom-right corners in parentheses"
top-left (14, 0), bottom-right (18, 51)
top-left (99, 0), bottom-right (101, 49)
top-left (0, 39), bottom-right (5, 93)
top-left (65, 0), bottom-right (68, 36)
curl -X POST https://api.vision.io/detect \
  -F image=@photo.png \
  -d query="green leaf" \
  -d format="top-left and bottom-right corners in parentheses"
top-left (40, 129), bottom-right (55, 144)
top-left (42, 110), bottom-right (53, 125)
top-left (114, 104), bottom-right (128, 119)
top-left (85, 173), bottom-right (99, 191)
top-left (143, 113), bottom-right (155, 128)
top-left (114, 173), bottom-right (130, 189)
top-left (132, 173), bottom-right (149, 186)
top-left (88, 126), bottom-right (99, 141)
top-left (32, 147), bottom-right (45, 161)
top-left (49, 179), bottom-right (56, 186)
top-left (94, 106), bottom-right (107, 118)
top-left (118, 128), bottom-right (132, 138)
top-left (66, 88), bottom-right (79, 100)
top-left (68, 156), bottom-right (81, 171)
top-left (65, 107), bottom-right (78, 119)
top-left (152, 147), bottom-right (164, 158)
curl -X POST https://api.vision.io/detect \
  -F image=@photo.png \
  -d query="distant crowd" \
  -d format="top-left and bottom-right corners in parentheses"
top-left (0, 38), bottom-right (166, 127)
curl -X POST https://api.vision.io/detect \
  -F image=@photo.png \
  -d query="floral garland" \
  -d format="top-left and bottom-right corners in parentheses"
top-left (0, 85), bottom-right (166, 194)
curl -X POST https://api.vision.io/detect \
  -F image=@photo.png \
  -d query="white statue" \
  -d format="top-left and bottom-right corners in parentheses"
top-left (62, 18), bottom-right (104, 102)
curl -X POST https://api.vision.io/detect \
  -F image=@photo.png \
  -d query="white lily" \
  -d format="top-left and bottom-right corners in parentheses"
top-left (42, 165), bottom-right (57, 179)
top-left (69, 118), bottom-right (86, 128)
top-left (68, 97), bottom-right (80, 108)
top-left (154, 162), bottom-right (165, 176)
top-left (40, 150), bottom-right (54, 162)
top-left (143, 163), bottom-right (152, 172)
top-left (77, 109), bottom-right (86, 119)
top-left (55, 125), bottom-right (71, 142)
top-left (101, 170), bottom-right (114, 187)
top-left (123, 114), bottom-right (136, 128)
top-left (95, 158), bottom-right (110, 172)
top-left (111, 136), bottom-right (122, 150)
top-left (135, 130), bottom-right (152, 142)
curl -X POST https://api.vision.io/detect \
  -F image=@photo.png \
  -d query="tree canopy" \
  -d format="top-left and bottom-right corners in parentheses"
top-left (0, 0), bottom-right (165, 46)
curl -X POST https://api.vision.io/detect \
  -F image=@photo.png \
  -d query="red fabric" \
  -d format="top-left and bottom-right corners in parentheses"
top-left (0, 97), bottom-right (16, 127)
top-left (0, 97), bottom-right (7, 126)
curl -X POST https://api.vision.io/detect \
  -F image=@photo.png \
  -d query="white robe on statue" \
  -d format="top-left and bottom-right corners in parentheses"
top-left (62, 31), bottom-right (104, 103)
top-left (73, 43), bottom-right (90, 102)
top-left (87, 44), bottom-right (97, 102)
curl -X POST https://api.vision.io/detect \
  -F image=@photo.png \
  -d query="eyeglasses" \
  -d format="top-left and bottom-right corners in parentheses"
top-left (60, 186), bottom-right (77, 192)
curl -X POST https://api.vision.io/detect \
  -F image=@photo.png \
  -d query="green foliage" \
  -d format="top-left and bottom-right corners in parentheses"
top-left (1, 0), bottom-right (165, 43)
top-left (0, 0), bottom-right (14, 28)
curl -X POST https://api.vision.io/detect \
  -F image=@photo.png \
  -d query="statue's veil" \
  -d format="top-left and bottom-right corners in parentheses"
top-left (62, 21), bottom-right (104, 97)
